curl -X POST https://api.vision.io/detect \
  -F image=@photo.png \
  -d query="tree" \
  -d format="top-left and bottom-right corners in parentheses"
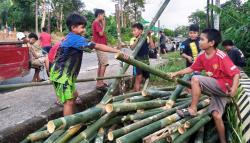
top-left (123, 0), bottom-right (145, 23)
top-left (163, 28), bottom-right (174, 37)
top-left (174, 26), bottom-right (188, 37)
top-left (188, 10), bottom-right (207, 31)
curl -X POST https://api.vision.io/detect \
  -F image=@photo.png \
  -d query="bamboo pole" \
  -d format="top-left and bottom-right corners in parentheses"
top-left (27, 130), bottom-right (51, 142)
top-left (194, 127), bottom-right (204, 143)
top-left (115, 99), bottom-right (210, 143)
top-left (47, 106), bottom-right (105, 133)
top-left (105, 100), bottom-right (167, 113)
top-left (142, 89), bottom-right (171, 97)
top-left (108, 100), bottom-right (193, 141)
top-left (101, 0), bottom-right (171, 104)
top-left (124, 96), bottom-right (151, 103)
top-left (70, 113), bottom-right (115, 143)
top-left (112, 86), bottom-right (175, 102)
top-left (172, 116), bottom-right (212, 143)
top-left (94, 128), bottom-right (105, 143)
top-left (0, 75), bottom-right (131, 91)
top-left (54, 124), bottom-right (82, 143)
top-left (44, 130), bottom-right (65, 143)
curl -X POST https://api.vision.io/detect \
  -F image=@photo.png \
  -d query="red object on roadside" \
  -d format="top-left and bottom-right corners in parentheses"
top-left (48, 41), bottom-right (61, 63)
top-left (0, 43), bottom-right (30, 81)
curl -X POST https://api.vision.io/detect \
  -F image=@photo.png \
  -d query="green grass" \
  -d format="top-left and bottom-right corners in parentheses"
top-left (149, 52), bottom-right (185, 87)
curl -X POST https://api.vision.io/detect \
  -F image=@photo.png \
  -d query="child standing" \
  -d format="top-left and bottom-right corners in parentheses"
top-left (170, 29), bottom-right (240, 143)
top-left (180, 24), bottom-right (201, 67)
top-left (130, 23), bottom-right (155, 91)
top-left (50, 13), bottom-right (120, 116)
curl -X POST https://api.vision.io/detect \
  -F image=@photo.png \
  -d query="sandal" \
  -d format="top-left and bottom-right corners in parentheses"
top-left (176, 108), bottom-right (197, 118)
top-left (55, 100), bottom-right (63, 106)
top-left (75, 97), bottom-right (82, 104)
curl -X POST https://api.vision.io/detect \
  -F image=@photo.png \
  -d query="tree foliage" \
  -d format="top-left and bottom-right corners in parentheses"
top-left (188, 10), bottom-right (207, 31)
top-left (123, 0), bottom-right (145, 23)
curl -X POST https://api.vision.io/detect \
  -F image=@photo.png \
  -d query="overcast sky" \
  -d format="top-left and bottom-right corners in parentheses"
top-left (83, 0), bottom-right (230, 30)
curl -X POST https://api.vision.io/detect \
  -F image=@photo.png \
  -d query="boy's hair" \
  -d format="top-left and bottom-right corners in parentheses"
top-left (66, 13), bottom-right (87, 31)
top-left (201, 28), bottom-right (222, 48)
top-left (94, 9), bottom-right (105, 18)
top-left (189, 24), bottom-right (199, 32)
top-left (28, 33), bottom-right (38, 40)
top-left (222, 40), bottom-right (234, 46)
top-left (132, 23), bottom-right (144, 30)
top-left (42, 27), bottom-right (47, 32)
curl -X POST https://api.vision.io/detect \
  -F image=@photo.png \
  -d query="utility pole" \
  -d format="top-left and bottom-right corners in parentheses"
top-left (211, 0), bottom-right (214, 28)
top-left (206, 0), bottom-right (210, 28)
top-left (35, 0), bottom-right (38, 35)
top-left (214, 0), bottom-right (220, 30)
top-left (115, 4), bottom-right (122, 48)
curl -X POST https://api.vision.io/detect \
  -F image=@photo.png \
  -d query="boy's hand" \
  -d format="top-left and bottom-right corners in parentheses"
top-left (226, 83), bottom-right (237, 97)
top-left (169, 72), bottom-right (179, 79)
top-left (187, 56), bottom-right (193, 63)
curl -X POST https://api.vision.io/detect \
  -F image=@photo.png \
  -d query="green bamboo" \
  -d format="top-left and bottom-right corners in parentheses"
top-left (108, 101), bottom-right (193, 141)
top-left (54, 124), bottom-right (82, 143)
top-left (27, 130), bottom-right (51, 142)
top-left (124, 96), bottom-right (151, 103)
top-left (112, 86), bottom-right (175, 102)
top-left (69, 113), bottom-right (115, 143)
top-left (0, 75), bottom-right (131, 91)
top-left (142, 78), bottom-right (150, 91)
top-left (122, 109), bottom-right (164, 121)
top-left (143, 119), bottom-right (187, 143)
top-left (20, 125), bottom-right (47, 143)
top-left (44, 130), bottom-right (65, 143)
top-left (172, 116), bottom-right (212, 143)
top-left (166, 132), bottom-right (180, 142)
top-left (115, 99), bottom-right (210, 143)
top-left (47, 106), bottom-right (105, 133)
top-left (94, 128), bottom-right (105, 143)
top-left (105, 100), bottom-right (167, 113)
top-left (194, 127), bottom-right (204, 143)
top-left (142, 89), bottom-right (172, 98)
top-left (184, 113), bottom-right (210, 129)
top-left (153, 138), bottom-right (167, 143)
top-left (103, 115), bottom-right (123, 128)
top-left (101, 0), bottom-right (171, 104)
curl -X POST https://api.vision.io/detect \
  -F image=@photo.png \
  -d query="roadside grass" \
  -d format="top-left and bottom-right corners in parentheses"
top-left (149, 51), bottom-right (185, 87)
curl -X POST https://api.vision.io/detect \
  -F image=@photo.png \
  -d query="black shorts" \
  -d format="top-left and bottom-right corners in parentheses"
top-left (135, 67), bottom-right (150, 79)
top-left (42, 46), bottom-right (52, 55)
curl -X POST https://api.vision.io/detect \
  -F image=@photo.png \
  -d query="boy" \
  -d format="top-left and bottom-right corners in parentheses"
top-left (92, 9), bottom-right (109, 89)
top-left (222, 39), bottom-right (246, 68)
top-left (50, 13), bottom-right (120, 116)
top-left (39, 27), bottom-right (52, 54)
top-left (159, 30), bottom-right (167, 54)
top-left (180, 24), bottom-right (201, 67)
top-left (28, 33), bottom-right (50, 82)
top-left (130, 23), bottom-right (155, 91)
top-left (170, 29), bottom-right (240, 143)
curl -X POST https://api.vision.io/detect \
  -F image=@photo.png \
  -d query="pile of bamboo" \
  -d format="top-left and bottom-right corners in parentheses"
top-left (21, 77), bottom-right (212, 143)
top-left (21, 53), bottom-right (236, 143)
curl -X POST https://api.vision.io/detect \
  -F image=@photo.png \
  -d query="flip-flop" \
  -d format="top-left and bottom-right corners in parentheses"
top-left (176, 108), bottom-right (197, 118)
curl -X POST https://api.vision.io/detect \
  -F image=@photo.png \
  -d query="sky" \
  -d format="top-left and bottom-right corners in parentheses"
top-left (83, 0), bottom-right (230, 30)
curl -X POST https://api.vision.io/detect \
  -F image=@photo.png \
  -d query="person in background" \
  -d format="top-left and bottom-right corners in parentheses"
top-left (39, 27), bottom-right (52, 55)
top-left (159, 30), bottom-right (167, 54)
top-left (222, 39), bottom-right (246, 69)
top-left (92, 9), bottom-right (109, 90)
top-left (180, 24), bottom-right (201, 67)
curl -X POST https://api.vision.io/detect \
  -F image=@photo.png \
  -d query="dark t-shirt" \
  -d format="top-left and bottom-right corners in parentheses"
top-left (136, 40), bottom-right (150, 59)
top-left (227, 47), bottom-right (246, 67)
top-left (180, 38), bottom-right (201, 67)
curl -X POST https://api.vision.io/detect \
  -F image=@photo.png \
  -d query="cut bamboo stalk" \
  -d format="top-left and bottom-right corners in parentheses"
top-left (103, 115), bottom-right (123, 128)
top-left (0, 75), bottom-right (131, 91)
top-left (44, 129), bottom-right (65, 143)
top-left (124, 96), bottom-right (151, 103)
top-left (112, 86), bottom-right (175, 102)
top-left (47, 106), bottom-right (104, 133)
top-left (54, 124), bottom-right (82, 143)
top-left (105, 100), bottom-right (167, 113)
top-left (115, 99), bottom-right (210, 143)
top-left (194, 127), bottom-right (204, 143)
top-left (142, 89), bottom-right (171, 97)
top-left (94, 128), bottom-right (105, 143)
top-left (142, 78), bottom-right (150, 91)
top-left (166, 131), bottom-right (180, 142)
top-left (184, 113), bottom-right (210, 129)
top-left (108, 101), bottom-right (193, 141)
top-left (70, 113), bottom-right (115, 143)
top-left (101, 0), bottom-right (171, 104)
top-left (27, 130), bottom-right (51, 142)
top-left (143, 118), bottom-right (187, 143)
top-left (20, 125), bottom-right (47, 143)
top-left (172, 116), bottom-right (212, 143)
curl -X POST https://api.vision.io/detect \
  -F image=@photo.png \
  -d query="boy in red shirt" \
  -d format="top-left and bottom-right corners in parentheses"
top-left (170, 29), bottom-right (240, 143)
top-left (39, 27), bottom-right (52, 54)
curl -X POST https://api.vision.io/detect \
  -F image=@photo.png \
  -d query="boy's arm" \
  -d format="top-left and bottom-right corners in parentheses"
top-left (181, 53), bottom-right (193, 63)
top-left (229, 74), bottom-right (240, 97)
top-left (93, 43), bottom-right (120, 53)
top-left (98, 19), bottom-right (106, 36)
top-left (170, 67), bottom-right (194, 79)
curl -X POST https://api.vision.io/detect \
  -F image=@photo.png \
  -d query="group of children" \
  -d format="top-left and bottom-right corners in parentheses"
top-left (18, 10), bottom-right (245, 142)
